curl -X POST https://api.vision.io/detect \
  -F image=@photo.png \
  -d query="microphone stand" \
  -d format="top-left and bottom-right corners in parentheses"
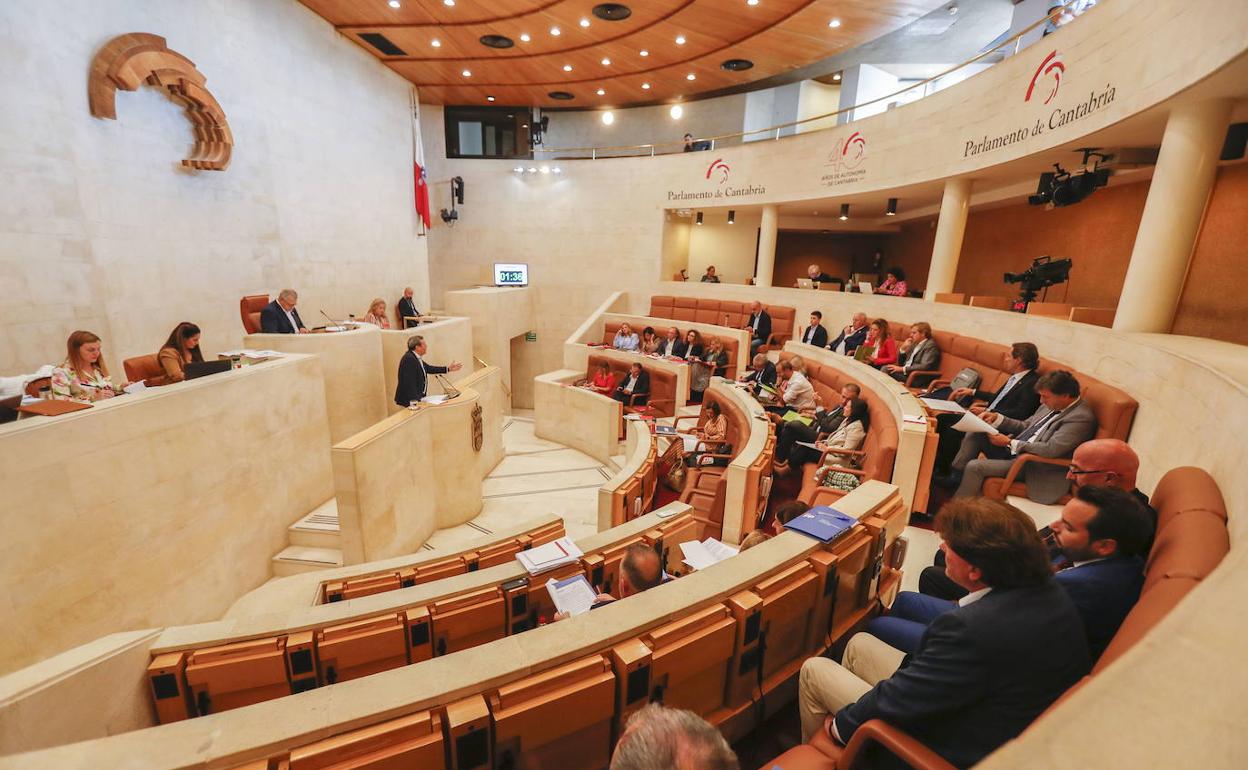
top-left (435, 374), bottom-right (461, 400)
top-left (319, 309), bottom-right (344, 331)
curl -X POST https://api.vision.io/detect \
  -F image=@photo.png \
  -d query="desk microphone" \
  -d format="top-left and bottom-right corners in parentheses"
top-left (435, 374), bottom-right (461, 400)
top-left (319, 309), bottom-right (339, 328)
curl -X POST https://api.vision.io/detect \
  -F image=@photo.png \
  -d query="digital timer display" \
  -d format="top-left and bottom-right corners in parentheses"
top-left (499, 270), bottom-right (524, 283)
top-left (493, 263), bottom-right (529, 286)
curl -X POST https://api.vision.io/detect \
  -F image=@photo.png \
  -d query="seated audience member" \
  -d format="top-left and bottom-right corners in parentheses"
top-left (766, 359), bottom-right (815, 421)
top-left (882, 321), bottom-right (940, 385)
top-left (362, 298), bottom-right (391, 329)
top-left (770, 500), bottom-right (810, 535)
top-left (948, 370), bottom-right (1097, 502)
top-left (689, 336), bottom-right (727, 402)
top-left (589, 361), bottom-right (615, 395)
top-left (805, 264), bottom-right (838, 286)
top-left (640, 326), bottom-right (661, 354)
top-left (613, 362), bottom-right (650, 406)
top-left (739, 530), bottom-right (771, 551)
top-left (394, 334), bottom-right (463, 407)
top-left (797, 498), bottom-right (1090, 766)
top-left (51, 330), bottom-right (129, 402)
top-left (156, 322), bottom-right (204, 384)
top-left (685, 400), bottom-right (729, 466)
top-left (810, 398), bottom-right (870, 491)
top-left (676, 268), bottom-right (689, 282)
top-left (396, 287), bottom-right (422, 328)
top-left (879, 486), bottom-right (1148, 662)
top-left (744, 301), bottom-right (772, 356)
top-left (774, 383), bottom-right (860, 470)
top-left (260, 289), bottom-right (308, 334)
top-left (863, 318), bottom-right (898, 368)
top-left (591, 543), bottom-right (664, 607)
top-left (610, 703), bottom-right (739, 770)
top-left (682, 132), bottom-right (696, 152)
top-left (874, 266), bottom-right (909, 296)
top-left (738, 353), bottom-right (777, 395)
top-left (612, 322), bottom-right (641, 351)
top-left (658, 326), bottom-right (686, 358)
top-left (799, 311), bottom-right (829, 347)
top-left (700, 265), bottom-right (721, 283)
top-left (827, 312), bottom-right (869, 355)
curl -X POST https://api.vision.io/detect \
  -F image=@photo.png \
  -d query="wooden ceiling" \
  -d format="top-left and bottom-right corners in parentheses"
top-left (299, 0), bottom-right (948, 108)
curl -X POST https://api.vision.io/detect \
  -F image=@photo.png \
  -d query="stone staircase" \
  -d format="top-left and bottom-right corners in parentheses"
top-left (272, 498), bottom-right (343, 576)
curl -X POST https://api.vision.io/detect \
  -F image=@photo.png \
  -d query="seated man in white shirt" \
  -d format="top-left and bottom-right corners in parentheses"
top-left (766, 359), bottom-right (815, 423)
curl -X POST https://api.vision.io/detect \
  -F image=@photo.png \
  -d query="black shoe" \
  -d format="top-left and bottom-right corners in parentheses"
top-left (932, 471), bottom-right (962, 490)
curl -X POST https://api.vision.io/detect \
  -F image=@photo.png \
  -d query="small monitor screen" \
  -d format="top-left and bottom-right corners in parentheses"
top-left (494, 263), bottom-right (529, 287)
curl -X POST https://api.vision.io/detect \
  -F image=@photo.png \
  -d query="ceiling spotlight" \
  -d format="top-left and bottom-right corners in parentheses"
top-left (486, 95), bottom-right (495, 102)
top-left (829, 18), bottom-right (841, 28)
top-left (550, 26), bottom-right (561, 35)
top-left (596, 88), bottom-right (606, 95)
top-left (640, 49), bottom-right (649, 56)
top-left (553, 167), bottom-right (563, 174)
top-left (431, 38), bottom-right (441, 47)
top-left (602, 111), bottom-right (615, 125)
top-left (563, 64), bottom-right (573, 72)
top-left (696, 212), bottom-right (703, 225)
top-left (513, 166), bottom-right (524, 173)
top-left (948, 3), bottom-right (959, 14)
top-left (601, 57), bottom-right (611, 65)
top-left (686, 73), bottom-right (696, 80)
top-left (443, 0), bottom-right (454, 5)
top-left (675, 35), bottom-right (686, 45)
top-left (747, 0), bottom-right (759, 5)
top-left (839, 203), bottom-right (849, 220)
top-left (540, 165), bottom-right (551, 174)
top-left (388, 0), bottom-right (400, 7)
top-left (886, 198), bottom-right (898, 216)
top-left (832, 72), bottom-right (841, 81)
top-left (520, 33), bottom-right (531, 42)
top-left (580, 18), bottom-right (591, 27)
top-left (642, 82), bottom-right (651, 89)
top-left (728, 210), bottom-right (736, 224)
top-left (670, 104), bottom-right (683, 119)
top-left (527, 167), bottom-right (537, 173)
top-left (462, 69), bottom-right (471, 77)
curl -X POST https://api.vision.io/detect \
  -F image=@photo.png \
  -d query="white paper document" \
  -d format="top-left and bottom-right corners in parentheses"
top-left (218, 349), bottom-right (283, 360)
top-left (516, 537), bottom-right (584, 576)
top-left (679, 538), bottom-right (740, 571)
top-left (795, 440), bottom-right (822, 450)
top-left (546, 574), bottom-right (597, 617)
top-left (953, 410), bottom-right (999, 435)
top-left (919, 398), bottom-right (966, 414)
top-left (421, 394), bottom-right (449, 405)
top-left (122, 381), bottom-right (147, 395)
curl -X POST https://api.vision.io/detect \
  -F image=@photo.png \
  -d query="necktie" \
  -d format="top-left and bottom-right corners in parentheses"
top-left (988, 373), bottom-right (1020, 410)
top-left (1015, 409), bottom-right (1057, 443)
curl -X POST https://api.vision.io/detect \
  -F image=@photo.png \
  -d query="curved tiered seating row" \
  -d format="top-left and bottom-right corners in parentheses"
top-left (649, 295), bottom-right (797, 355)
top-left (0, 483), bottom-right (908, 770)
top-left (598, 420), bottom-right (659, 530)
top-left (767, 466), bottom-right (1229, 770)
top-left (594, 314), bottom-right (747, 379)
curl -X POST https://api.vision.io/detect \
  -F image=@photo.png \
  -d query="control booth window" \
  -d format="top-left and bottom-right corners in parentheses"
top-left (444, 106), bottom-right (533, 159)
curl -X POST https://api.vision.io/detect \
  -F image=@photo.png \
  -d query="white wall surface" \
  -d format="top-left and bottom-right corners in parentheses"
top-left (797, 80), bottom-right (843, 134)
top-left (539, 93), bottom-right (748, 156)
top-left (687, 212), bottom-right (762, 284)
top-left (0, 0), bottom-right (430, 375)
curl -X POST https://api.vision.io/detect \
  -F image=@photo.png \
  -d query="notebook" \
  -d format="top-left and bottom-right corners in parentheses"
top-left (784, 506), bottom-right (857, 543)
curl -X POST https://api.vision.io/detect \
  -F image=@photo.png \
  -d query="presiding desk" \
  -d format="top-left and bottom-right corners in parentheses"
top-left (0, 355), bottom-right (335, 676)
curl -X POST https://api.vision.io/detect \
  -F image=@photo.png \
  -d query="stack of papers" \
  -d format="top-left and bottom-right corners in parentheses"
top-left (219, 349), bottom-right (284, 360)
top-left (546, 574), bottom-right (597, 617)
top-left (782, 411), bottom-right (813, 425)
top-left (919, 398), bottom-right (966, 413)
top-left (679, 538), bottom-right (739, 571)
top-left (421, 394), bottom-right (449, 405)
top-left (516, 537), bottom-right (584, 576)
top-left (952, 410), bottom-right (999, 435)
top-left (122, 381), bottom-right (147, 395)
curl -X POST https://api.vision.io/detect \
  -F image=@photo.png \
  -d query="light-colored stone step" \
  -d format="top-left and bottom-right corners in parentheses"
top-left (272, 545), bottom-right (343, 576)
top-left (289, 498), bottom-right (340, 549)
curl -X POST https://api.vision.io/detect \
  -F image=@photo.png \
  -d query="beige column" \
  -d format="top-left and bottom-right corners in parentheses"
top-left (1114, 99), bottom-right (1232, 333)
top-left (755, 204), bottom-right (778, 287)
top-left (923, 178), bottom-right (973, 300)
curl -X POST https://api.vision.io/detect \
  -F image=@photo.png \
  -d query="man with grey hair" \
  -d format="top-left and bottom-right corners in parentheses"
top-left (737, 352), bottom-right (777, 397)
top-left (610, 703), bottom-right (738, 770)
top-left (260, 288), bottom-right (308, 334)
top-left (827, 312), bottom-right (869, 355)
top-left (394, 334), bottom-right (462, 407)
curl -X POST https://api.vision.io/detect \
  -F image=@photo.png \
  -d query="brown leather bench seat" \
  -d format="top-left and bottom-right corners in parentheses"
top-left (587, 354), bottom-right (678, 418)
top-left (677, 388), bottom-right (752, 540)
top-left (765, 466), bottom-right (1229, 770)
top-left (649, 295), bottom-right (795, 357)
top-left (601, 320), bottom-right (742, 379)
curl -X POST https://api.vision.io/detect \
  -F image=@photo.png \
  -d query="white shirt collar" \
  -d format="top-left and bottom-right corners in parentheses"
top-left (957, 587), bottom-right (992, 607)
top-left (1071, 557), bottom-right (1108, 568)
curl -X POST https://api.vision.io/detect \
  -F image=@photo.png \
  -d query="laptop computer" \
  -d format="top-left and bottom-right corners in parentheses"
top-left (858, 281), bottom-right (874, 294)
top-left (796, 278), bottom-right (814, 289)
top-left (185, 360), bottom-right (232, 380)
top-left (0, 394), bottom-right (21, 424)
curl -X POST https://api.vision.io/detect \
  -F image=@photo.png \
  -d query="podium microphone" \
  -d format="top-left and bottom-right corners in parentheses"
top-left (319, 309), bottom-right (343, 330)
top-left (436, 374), bottom-right (461, 400)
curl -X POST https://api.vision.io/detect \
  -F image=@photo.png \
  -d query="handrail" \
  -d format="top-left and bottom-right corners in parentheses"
top-left (473, 355), bottom-right (510, 396)
top-left (534, 1), bottom-right (1084, 158)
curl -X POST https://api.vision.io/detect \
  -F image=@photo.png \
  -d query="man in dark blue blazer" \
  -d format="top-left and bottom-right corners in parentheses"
top-left (878, 485), bottom-right (1149, 663)
top-left (827, 312), bottom-right (869, 355)
top-left (798, 498), bottom-right (1090, 768)
top-left (259, 289), bottom-right (308, 334)
top-left (799, 311), bottom-right (829, 348)
top-left (394, 335), bottom-right (462, 407)
top-left (745, 301), bottom-right (772, 356)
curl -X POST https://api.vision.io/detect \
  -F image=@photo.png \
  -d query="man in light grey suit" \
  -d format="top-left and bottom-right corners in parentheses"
top-left (952, 370), bottom-right (1097, 503)
top-left (883, 321), bottom-right (941, 387)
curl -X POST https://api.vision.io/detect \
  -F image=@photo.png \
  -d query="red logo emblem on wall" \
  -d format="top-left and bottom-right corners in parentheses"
top-left (837, 131), bottom-right (867, 169)
top-left (705, 158), bottom-right (730, 184)
top-left (1025, 51), bottom-right (1065, 104)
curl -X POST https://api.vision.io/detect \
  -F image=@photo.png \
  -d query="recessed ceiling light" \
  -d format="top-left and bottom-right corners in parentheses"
top-left (747, 0), bottom-right (759, 5)
top-left (832, 73), bottom-right (842, 81)
top-left (670, 104), bottom-right (683, 119)
top-left (602, 111), bottom-right (614, 125)
top-left (596, 88), bottom-right (606, 95)
top-left (686, 73), bottom-right (696, 80)
top-left (388, 0), bottom-right (400, 8)
top-left (563, 64), bottom-right (573, 72)
top-left (640, 49), bottom-right (649, 57)
top-left (675, 35), bottom-right (686, 45)
top-left (540, 165), bottom-right (550, 174)
top-left (520, 33), bottom-right (531, 42)
top-left (486, 95), bottom-right (495, 102)
top-left (461, 69), bottom-right (471, 77)
top-left (528, 167), bottom-right (537, 173)
top-left (431, 39), bottom-right (441, 47)
top-left (829, 18), bottom-right (841, 28)
top-left (579, 18), bottom-right (591, 27)
top-left (550, 26), bottom-right (561, 36)
top-left (642, 82), bottom-right (651, 89)
top-left (553, 167), bottom-right (562, 174)
top-left (601, 57), bottom-right (611, 65)
top-left (513, 166), bottom-right (524, 173)
top-left (443, 0), bottom-right (454, 5)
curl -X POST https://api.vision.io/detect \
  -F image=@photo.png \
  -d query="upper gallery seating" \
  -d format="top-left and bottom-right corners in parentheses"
top-left (587, 353), bottom-right (679, 417)
top-left (600, 319), bottom-right (744, 378)
top-left (649, 296), bottom-right (796, 355)
top-left (765, 466), bottom-right (1228, 770)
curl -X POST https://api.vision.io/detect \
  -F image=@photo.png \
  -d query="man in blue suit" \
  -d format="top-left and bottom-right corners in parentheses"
top-left (871, 485), bottom-right (1149, 662)
top-left (798, 498), bottom-right (1090, 768)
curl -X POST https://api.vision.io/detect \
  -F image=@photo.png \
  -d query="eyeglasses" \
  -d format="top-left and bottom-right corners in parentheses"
top-left (1068, 468), bottom-right (1115, 476)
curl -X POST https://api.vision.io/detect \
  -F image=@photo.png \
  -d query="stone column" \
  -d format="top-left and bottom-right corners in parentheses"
top-left (1114, 99), bottom-right (1232, 333)
top-left (924, 178), bottom-right (973, 300)
top-left (756, 204), bottom-right (778, 287)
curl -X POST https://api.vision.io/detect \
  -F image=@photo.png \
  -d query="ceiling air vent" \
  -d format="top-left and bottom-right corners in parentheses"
top-left (721, 58), bottom-right (754, 71)
top-left (479, 34), bottom-right (514, 49)
top-left (548, 91), bottom-right (576, 100)
top-left (593, 4), bottom-right (632, 22)
top-left (358, 32), bottom-right (406, 56)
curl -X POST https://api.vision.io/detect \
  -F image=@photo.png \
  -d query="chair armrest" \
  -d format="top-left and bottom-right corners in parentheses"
top-left (694, 440), bottom-right (730, 454)
top-left (926, 378), bottom-right (951, 390)
top-left (767, 332), bottom-right (792, 346)
top-left (672, 414), bottom-right (704, 430)
top-left (839, 719), bottom-right (957, 770)
top-left (998, 454), bottom-right (1072, 491)
top-left (904, 369), bottom-right (941, 388)
top-left (818, 446), bottom-right (865, 465)
top-left (626, 391), bottom-right (651, 405)
top-left (647, 397), bottom-right (675, 411)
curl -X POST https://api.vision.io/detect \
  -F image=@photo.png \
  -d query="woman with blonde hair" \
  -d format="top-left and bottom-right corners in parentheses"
top-left (363, 298), bottom-right (391, 329)
top-left (51, 330), bottom-right (129, 402)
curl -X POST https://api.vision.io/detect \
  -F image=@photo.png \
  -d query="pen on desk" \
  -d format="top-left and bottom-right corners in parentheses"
top-left (555, 541), bottom-right (568, 557)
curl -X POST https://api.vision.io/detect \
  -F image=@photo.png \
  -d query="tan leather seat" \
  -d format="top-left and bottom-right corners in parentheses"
top-left (587, 354), bottom-right (678, 417)
top-left (968, 295), bottom-right (1011, 310)
top-left (240, 294), bottom-right (269, 334)
top-left (123, 353), bottom-right (168, 386)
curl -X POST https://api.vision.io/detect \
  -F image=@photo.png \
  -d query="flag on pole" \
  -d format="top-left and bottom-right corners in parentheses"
top-left (414, 160), bottom-right (431, 229)
top-left (410, 90), bottom-right (430, 232)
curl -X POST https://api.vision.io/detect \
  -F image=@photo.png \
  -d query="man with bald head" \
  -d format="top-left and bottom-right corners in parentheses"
top-left (744, 301), bottom-right (772, 356)
top-left (828, 312), bottom-right (869, 355)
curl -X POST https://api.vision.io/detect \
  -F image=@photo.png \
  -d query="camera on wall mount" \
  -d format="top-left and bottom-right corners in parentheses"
top-left (440, 176), bottom-right (465, 226)
top-left (1004, 255), bottom-right (1072, 310)
top-left (1028, 148), bottom-right (1112, 208)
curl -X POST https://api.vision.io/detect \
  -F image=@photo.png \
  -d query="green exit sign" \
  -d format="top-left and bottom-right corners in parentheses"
top-left (525, 332), bottom-right (537, 342)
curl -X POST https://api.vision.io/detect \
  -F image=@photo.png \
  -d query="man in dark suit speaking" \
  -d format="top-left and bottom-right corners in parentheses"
top-left (797, 498), bottom-right (1090, 767)
top-left (260, 289), bottom-right (308, 334)
top-left (395, 335), bottom-right (462, 407)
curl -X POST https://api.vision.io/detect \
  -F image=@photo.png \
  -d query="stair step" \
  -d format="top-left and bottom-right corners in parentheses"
top-left (289, 499), bottom-right (341, 549)
top-left (272, 545), bottom-right (343, 577)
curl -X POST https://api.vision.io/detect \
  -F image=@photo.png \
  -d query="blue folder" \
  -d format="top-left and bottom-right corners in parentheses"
top-left (783, 506), bottom-right (857, 543)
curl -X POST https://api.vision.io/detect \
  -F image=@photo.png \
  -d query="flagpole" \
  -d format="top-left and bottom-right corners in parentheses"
top-left (410, 87), bottom-right (426, 237)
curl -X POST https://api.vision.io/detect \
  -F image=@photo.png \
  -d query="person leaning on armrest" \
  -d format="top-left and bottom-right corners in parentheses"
top-left (612, 322), bottom-right (641, 352)
top-left (882, 321), bottom-right (940, 384)
top-left (613, 363), bottom-right (650, 406)
top-left (156, 322), bottom-right (204, 384)
top-left (260, 288), bottom-right (309, 334)
top-left (51, 330), bottom-right (132, 403)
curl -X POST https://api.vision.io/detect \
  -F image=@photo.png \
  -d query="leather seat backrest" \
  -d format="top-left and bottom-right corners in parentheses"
top-left (602, 321), bottom-right (623, 345)
top-left (767, 306), bottom-right (796, 340)
top-left (672, 297), bottom-right (698, 323)
top-left (123, 354), bottom-right (164, 383)
top-left (719, 300), bottom-right (746, 328)
top-left (649, 296), bottom-right (675, 318)
top-left (1077, 380), bottom-right (1137, 441)
top-left (240, 294), bottom-right (269, 335)
top-left (695, 299), bottom-right (723, 326)
top-left (888, 321), bottom-right (909, 342)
